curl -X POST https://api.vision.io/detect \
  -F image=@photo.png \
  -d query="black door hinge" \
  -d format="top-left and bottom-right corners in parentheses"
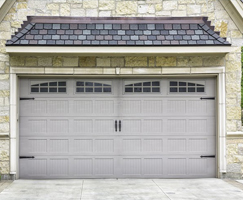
top-left (20, 98), bottom-right (35, 100)
top-left (200, 155), bottom-right (215, 158)
top-left (200, 97), bottom-right (215, 100)
top-left (19, 156), bottom-right (35, 159)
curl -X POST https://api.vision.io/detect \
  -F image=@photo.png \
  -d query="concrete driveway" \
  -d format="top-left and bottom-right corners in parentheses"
top-left (0, 179), bottom-right (243, 200)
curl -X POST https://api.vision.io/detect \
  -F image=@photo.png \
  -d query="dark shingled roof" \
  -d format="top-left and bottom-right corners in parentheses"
top-left (6, 16), bottom-right (231, 46)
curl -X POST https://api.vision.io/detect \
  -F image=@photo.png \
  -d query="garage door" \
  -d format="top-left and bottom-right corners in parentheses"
top-left (19, 78), bottom-right (216, 178)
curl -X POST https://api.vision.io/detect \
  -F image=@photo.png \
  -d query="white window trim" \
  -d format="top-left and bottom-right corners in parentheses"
top-left (10, 66), bottom-right (226, 178)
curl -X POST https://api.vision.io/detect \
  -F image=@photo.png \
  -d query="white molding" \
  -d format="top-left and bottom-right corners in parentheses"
top-left (0, 0), bottom-right (16, 23)
top-left (227, 132), bottom-right (243, 136)
top-left (9, 67), bottom-right (226, 178)
top-left (6, 46), bottom-right (236, 55)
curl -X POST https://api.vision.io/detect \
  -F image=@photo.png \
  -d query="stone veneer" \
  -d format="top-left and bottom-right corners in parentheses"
top-left (0, 0), bottom-right (243, 179)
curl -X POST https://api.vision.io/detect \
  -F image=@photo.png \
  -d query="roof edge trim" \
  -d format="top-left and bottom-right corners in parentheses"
top-left (6, 46), bottom-right (236, 55)
top-left (0, 0), bottom-right (16, 23)
top-left (220, 0), bottom-right (243, 33)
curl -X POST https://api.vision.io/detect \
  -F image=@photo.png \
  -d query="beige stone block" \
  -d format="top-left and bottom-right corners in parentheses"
top-left (86, 9), bottom-right (98, 17)
top-left (226, 61), bottom-right (241, 72)
top-left (83, 0), bottom-right (98, 9)
top-left (71, 9), bottom-right (85, 16)
top-left (133, 68), bottom-right (161, 74)
top-left (226, 83), bottom-right (241, 94)
top-left (226, 72), bottom-right (240, 83)
top-left (187, 5), bottom-right (201, 15)
top-left (103, 68), bottom-right (115, 74)
top-left (10, 56), bottom-right (25, 67)
top-left (0, 22), bottom-right (11, 32)
top-left (0, 75), bottom-right (9, 80)
top-left (156, 57), bottom-right (176, 67)
top-left (74, 68), bottom-right (103, 74)
top-left (38, 57), bottom-right (52, 67)
top-left (125, 57), bottom-right (147, 67)
top-left (0, 161), bottom-right (9, 174)
top-left (177, 57), bottom-right (189, 67)
top-left (216, 10), bottom-right (230, 20)
top-left (148, 57), bottom-right (155, 67)
top-left (172, 11), bottom-right (186, 17)
top-left (202, 2), bottom-right (214, 13)
top-left (163, 1), bottom-right (177, 11)
top-left (47, 3), bottom-right (59, 10)
top-left (178, 0), bottom-right (195, 3)
top-left (120, 68), bottom-right (133, 74)
top-left (0, 90), bottom-right (9, 98)
top-left (227, 107), bottom-right (241, 120)
top-left (45, 68), bottom-right (74, 74)
top-left (227, 144), bottom-right (238, 164)
top-left (17, 10), bottom-right (30, 20)
top-left (111, 57), bottom-right (124, 67)
top-left (215, 20), bottom-right (228, 38)
top-left (17, 2), bottom-right (27, 9)
top-left (71, 3), bottom-right (83, 9)
top-left (156, 11), bottom-right (171, 16)
top-left (231, 31), bottom-right (242, 39)
top-left (162, 67), bottom-right (190, 74)
top-left (0, 116), bottom-right (9, 123)
top-left (0, 54), bottom-right (9, 62)
top-left (10, 67), bottom-right (45, 74)
top-left (178, 5), bottom-right (186, 10)
top-left (227, 120), bottom-right (237, 132)
top-left (52, 10), bottom-right (60, 16)
top-left (116, 1), bottom-right (137, 15)
top-left (208, 13), bottom-right (215, 21)
top-left (99, 0), bottom-right (115, 10)
top-left (63, 57), bottom-right (79, 67)
top-left (99, 11), bottom-right (111, 17)
top-left (0, 123), bottom-right (9, 132)
top-left (188, 57), bottom-right (203, 67)
top-left (0, 32), bottom-right (11, 40)
top-left (4, 13), bottom-right (15, 21)
top-left (79, 57), bottom-right (96, 67)
top-left (155, 4), bottom-right (163, 11)
top-left (196, 0), bottom-right (207, 4)
top-left (203, 56), bottom-right (224, 66)
top-left (97, 57), bottom-right (110, 67)
top-left (53, 56), bottom-right (63, 67)
top-left (11, 20), bottom-right (22, 28)
top-left (226, 98), bottom-right (237, 106)
top-left (68, 0), bottom-right (83, 3)
top-left (25, 57), bottom-right (38, 67)
top-left (60, 4), bottom-right (71, 16)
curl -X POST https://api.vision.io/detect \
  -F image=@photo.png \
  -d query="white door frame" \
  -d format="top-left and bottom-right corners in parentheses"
top-left (9, 66), bottom-right (226, 179)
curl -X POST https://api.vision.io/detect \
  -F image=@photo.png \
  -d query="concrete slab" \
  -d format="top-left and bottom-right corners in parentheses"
top-left (0, 179), bottom-right (243, 200)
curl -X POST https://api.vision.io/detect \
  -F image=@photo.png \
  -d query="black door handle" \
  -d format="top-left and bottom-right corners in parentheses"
top-left (115, 120), bottom-right (117, 132)
top-left (119, 120), bottom-right (121, 132)
top-left (19, 156), bottom-right (35, 159)
top-left (200, 155), bottom-right (215, 158)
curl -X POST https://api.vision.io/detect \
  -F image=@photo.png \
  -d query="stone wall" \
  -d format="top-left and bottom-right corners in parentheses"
top-left (0, 0), bottom-right (243, 178)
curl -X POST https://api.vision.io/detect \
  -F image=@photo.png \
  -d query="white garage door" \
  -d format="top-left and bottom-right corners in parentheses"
top-left (19, 78), bottom-right (216, 179)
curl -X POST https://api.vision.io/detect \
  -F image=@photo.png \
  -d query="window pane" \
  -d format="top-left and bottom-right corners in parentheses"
top-left (179, 87), bottom-right (186, 92)
top-left (49, 82), bottom-right (57, 86)
top-left (188, 83), bottom-right (195, 86)
top-left (197, 84), bottom-right (204, 86)
top-left (126, 84), bottom-right (133, 87)
top-left (31, 84), bottom-right (39, 87)
top-left (58, 88), bottom-right (66, 93)
top-left (170, 81), bottom-right (177, 86)
top-left (152, 81), bottom-right (160, 86)
top-left (188, 88), bottom-right (195, 92)
top-left (170, 87), bottom-right (177, 92)
top-left (76, 81), bottom-right (84, 86)
top-left (197, 87), bottom-right (205, 92)
top-left (103, 84), bottom-right (111, 86)
top-left (85, 88), bottom-right (93, 92)
top-left (179, 82), bottom-right (186, 86)
top-left (152, 88), bottom-right (160, 92)
top-left (85, 82), bottom-right (93, 86)
top-left (143, 82), bottom-right (151, 86)
top-left (95, 88), bottom-right (102, 92)
top-left (134, 87), bottom-right (142, 92)
top-left (40, 83), bottom-right (48, 86)
top-left (49, 88), bottom-right (57, 93)
top-left (31, 88), bottom-right (39, 93)
top-left (76, 88), bottom-right (84, 92)
top-left (40, 88), bottom-right (48, 92)
top-left (125, 88), bottom-right (133, 92)
top-left (134, 83), bottom-right (142, 86)
top-left (58, 82), bottom-right (66, 86)
top-left (103, 88), bottom-right (111, 93)
top-left (143, 88), bottom-right (151, 92)
top-left (94, 83), bottom-right (102, 86)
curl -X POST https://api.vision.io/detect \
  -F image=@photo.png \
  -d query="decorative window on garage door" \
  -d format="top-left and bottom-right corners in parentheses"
top-left (169, 81), bottom-right (205, 93)
top-left (30, 81), bottom-right (66, 93)
top-left (124, 81), bottom-right (160, 93)
top-left (76, 81), bottom-right (112, 93)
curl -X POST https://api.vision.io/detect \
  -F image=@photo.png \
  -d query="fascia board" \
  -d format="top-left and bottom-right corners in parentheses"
top-left (0, 0), bottom-right (16, 23)
top-left (5, 46), bottom-right (235, 56)
top-left (220, 0), bottom-right (243, 33)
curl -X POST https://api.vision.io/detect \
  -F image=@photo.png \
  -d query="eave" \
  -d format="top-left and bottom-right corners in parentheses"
top-left (5, 46), bottom-right (236, 56)
top-left (0, 0), bottom-right (16, 23)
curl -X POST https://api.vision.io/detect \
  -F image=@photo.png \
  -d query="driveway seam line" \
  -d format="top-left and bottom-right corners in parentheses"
top-left (152, 179), bottom-right (172, 200)
top-left (80, 180), bottom-right (84, 200)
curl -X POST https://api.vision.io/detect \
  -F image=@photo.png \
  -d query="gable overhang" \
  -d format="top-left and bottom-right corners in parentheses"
top-left (0, 0), bottom-right (16, 23)
top-left (5, 46), bottom-right (236, 56)
top-left (220, 0), bottom-right (243, 33)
